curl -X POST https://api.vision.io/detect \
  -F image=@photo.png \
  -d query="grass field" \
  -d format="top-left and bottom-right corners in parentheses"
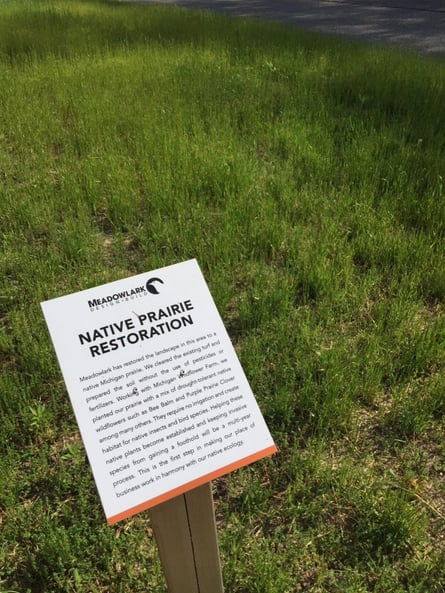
top-left (1, 1), bottom-right (444, 591)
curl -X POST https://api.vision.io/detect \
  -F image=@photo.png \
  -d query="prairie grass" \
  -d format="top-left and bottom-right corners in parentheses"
top-left (1, 1), bottom-right (444, 592)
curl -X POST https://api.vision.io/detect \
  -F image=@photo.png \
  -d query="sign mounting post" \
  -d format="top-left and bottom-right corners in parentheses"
top-left (149, 482), bottom-right (223, 593)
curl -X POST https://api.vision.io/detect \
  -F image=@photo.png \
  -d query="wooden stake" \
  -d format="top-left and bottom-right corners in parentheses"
top-left (148, 482), bottom-right (224, 593)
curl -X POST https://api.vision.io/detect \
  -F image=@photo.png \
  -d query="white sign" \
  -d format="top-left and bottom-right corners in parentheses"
top-left (41, 259), bottom-right (276, 524)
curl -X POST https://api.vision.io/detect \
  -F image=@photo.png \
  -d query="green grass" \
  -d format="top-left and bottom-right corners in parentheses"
top-left (1, 1), bottom-right (444, 591)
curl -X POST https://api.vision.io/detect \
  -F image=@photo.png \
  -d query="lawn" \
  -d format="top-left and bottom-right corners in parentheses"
top-left (0, 1), bottom-right (444, 592)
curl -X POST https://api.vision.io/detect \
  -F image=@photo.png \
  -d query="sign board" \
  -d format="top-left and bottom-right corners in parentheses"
top-left (41, 259), bottom-right (276, 524)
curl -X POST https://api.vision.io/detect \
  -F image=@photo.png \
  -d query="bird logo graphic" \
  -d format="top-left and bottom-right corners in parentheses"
top-left (145, 277), bottom-right (164, 295)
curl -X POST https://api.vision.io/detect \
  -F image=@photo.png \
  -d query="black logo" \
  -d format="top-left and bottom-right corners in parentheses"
top-left (145, 277), bottom-right (164, 295)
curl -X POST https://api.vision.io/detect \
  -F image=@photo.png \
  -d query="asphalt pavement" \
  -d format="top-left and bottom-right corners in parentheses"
top-left (122, 0), bottom-right (445, 55)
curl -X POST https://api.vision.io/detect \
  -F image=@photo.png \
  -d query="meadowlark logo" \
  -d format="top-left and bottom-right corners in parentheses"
top-left (88, 277), bottom-right (164, 310)
top-left (145, 277), bottom-right (164, 294)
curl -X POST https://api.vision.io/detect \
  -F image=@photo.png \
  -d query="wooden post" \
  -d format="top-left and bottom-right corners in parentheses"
top-left (148, 482), bottom-right (224, 593)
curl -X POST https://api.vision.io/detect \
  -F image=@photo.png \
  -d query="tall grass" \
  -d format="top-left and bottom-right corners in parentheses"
top-left (1, 1), bottom-right (444, 592)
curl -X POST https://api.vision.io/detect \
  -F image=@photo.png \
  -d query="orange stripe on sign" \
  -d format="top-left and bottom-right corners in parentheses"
top-left (107, 444), bottom-right (277, 525)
